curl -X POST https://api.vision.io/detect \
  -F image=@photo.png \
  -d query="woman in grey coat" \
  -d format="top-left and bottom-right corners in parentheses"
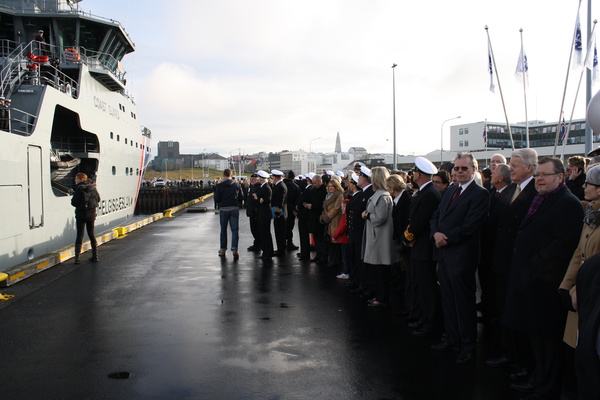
top-left (362, 167), bottom-right (400, 306)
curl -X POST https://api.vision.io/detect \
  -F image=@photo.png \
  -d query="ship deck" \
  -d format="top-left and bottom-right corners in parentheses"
top-left (0, 205), bottom-right (523, 399)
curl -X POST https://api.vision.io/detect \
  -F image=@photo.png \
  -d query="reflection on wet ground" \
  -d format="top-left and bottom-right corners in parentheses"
top-left (0, 209), bottom-right (520, 399)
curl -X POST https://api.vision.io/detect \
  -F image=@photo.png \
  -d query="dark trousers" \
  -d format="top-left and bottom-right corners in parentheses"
top-left (312, 228), bottom-right (327, 262)
top-left (340, 243), bottom-right (351, 274)
top-left (349, 240), bottom-right (364, 288)
top-left (528, 333), bottom-right (565, 398)
top-left (249, 216), bottom-right (260, 248)
top-left (273, 216), bottom-right (286, 252)
top-left (258, 216), bottom-right (273, 258)
top-left (405, 258), bottom-right (421, 321)
top-left (437, 259), bottom-right (477, 352)
top-left (286, 213), bottom-right (296, 247)
top-left (75, 210), bottom-right (97, 247)
top-left (369, 263), bottom-right (391, 304)
top-left (297, 217), bottom-right (310, 257)
top-left (414, 258), bottom-right (441, 330)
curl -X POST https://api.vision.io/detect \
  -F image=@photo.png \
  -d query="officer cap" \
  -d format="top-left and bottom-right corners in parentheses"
top-left (359, 165), bottom-right (372, 178)
top-left (351, 172), bottom-right (359, 184)
top-left (336, 171), bottom-right (344, 177)
top-left (413, 156), bottom-right (438, 175)
top-left (326, 170), bottom-right (334, 176)
top-left (271, 169), bottom-right (284, 176)
top-left (257, 170), bottom-right (270, 179)
top-left (305, 172), bottom-right (316, 180)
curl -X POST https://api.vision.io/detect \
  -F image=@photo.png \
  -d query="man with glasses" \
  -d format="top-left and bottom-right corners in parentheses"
top-left (503, 157), bottom-right (583, 400)
top-left (487, 148), bottom-right (538, 381)
top-left (429, 152), bottom-right (490, 364)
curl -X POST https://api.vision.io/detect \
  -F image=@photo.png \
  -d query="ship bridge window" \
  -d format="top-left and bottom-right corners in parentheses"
top-left (79, 22), bottom-right (107, 53)
top-left (125, 138), bottom-right (128, 144)
top-left (112, 166), bottom-right (116, 175)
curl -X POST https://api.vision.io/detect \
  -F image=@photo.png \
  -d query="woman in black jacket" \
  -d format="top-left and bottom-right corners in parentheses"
top-left (71, 173), bottom-right (101, 263)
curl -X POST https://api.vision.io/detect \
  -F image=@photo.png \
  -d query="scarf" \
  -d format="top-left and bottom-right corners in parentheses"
top-left (584, 201), bottom-right (600, 229)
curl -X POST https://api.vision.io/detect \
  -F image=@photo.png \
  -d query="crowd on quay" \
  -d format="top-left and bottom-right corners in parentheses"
top-left (142, 179), bottom-right (222, 188)
top-left (212, 149), bottom-right (600, 400)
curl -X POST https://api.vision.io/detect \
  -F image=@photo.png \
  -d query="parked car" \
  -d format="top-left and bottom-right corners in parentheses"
top-left (154, 178), bottom-right (166, 187)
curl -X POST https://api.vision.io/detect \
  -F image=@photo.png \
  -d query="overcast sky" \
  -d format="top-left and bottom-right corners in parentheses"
top-left (86, 0), bottom-right (596, 156)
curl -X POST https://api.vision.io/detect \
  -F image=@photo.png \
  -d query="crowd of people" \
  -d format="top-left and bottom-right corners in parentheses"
top-left (212, 150), bottom-right (600, 400)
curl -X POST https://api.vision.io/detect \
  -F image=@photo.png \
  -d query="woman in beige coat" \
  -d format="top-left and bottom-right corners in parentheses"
top-left (320, 179), bottom-right (344, 266)
top-left (560, 164), bottom-right (600, 347)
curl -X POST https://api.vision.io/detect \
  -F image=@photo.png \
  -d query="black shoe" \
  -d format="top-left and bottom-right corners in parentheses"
top-left (287, 244), bottom-right (299, 250)
top-left (510, 367), bottom-right (531, 381)
top-left (456, 351), bottom-right (474, 365)
top-left (485, 355), bottom-right (511, 368)
top-left (297, 255), bottom-right (310, 260)
top-left (74, 258), bottom-right (80, 264)
top-left (90, 255), bottom-right (99, 262)
top-left (431, 341), bottom-right (456, 351)
top-left (412, 327), bottom-right (435, 337)
top-left (247, 245), bottom-right (260, 251)
top-left (273, 250), bottom-right (285, 257)
top-left (350, 287), bottom-right (363, 294)
top-left (510, 382), bottom-right (534, 393)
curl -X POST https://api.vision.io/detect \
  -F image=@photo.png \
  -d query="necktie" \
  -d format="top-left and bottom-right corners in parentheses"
top-left (447, 185), bottom-right (462, 210)
top-left (511, 185), bottom-right (521, 204)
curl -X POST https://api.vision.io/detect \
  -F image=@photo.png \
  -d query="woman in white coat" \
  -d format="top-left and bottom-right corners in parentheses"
top-left (362, 167), bottom-right (401, 306)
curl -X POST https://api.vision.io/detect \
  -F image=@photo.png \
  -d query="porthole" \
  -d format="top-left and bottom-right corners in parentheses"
top-left (112, 166), bottom-right (116, 175)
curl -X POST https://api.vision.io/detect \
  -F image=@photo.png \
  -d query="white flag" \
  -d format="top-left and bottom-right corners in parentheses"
top-left (515, 48), bottom-right (529, 86)
top-left (488, 41), bottom-right (495, 93)
top-left (573, 11), bottom-right (583, 69)
top-left (586, 30), bottom-right (599, 83)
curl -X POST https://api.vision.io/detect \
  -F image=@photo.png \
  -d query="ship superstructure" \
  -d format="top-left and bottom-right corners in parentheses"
top-left (0, 0), bottom-right (151, 271)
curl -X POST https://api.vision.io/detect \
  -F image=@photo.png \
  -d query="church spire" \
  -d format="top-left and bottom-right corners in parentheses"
top-left (335, 131), bottom-right (342, 153)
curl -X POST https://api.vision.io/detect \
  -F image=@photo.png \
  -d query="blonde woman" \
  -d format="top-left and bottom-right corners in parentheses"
top-left (362, 167), bottom-right (400, 306)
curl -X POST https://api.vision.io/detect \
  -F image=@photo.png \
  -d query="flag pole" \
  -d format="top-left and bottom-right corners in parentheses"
top-left (561, 20), bottom-right (598, 161)
top-left (486, 26), bottom-right (515, 151)
top-left (554, 0), bottom-right (583, 156)
top-left (519, 29), bottom-right (530, 148)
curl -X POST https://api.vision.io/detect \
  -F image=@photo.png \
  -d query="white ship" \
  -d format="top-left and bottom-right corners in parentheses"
top-left (0, 0), bottom-right (151, 273)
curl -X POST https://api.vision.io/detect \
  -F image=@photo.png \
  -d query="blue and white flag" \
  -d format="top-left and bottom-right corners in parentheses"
top-left (515, 48), bottom-right (529, 85)
top-left (483, 122), bottom-right (488, 146)
top-left (488, 40), bottom-right (495, 93)
top-left (574, 11), bottom-right (583, 69)
top-left (560, 117), bottom-right (567, 142)
top-left (586, 30), bottom-right (599, 83)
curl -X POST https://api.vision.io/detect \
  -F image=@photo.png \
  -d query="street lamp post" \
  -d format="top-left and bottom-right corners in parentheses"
top-left (309, 137), bottom-right (321, 153)
top-left (440, 116), bottom-right (461, 164)
top-left (392, 63), bottom-right (397, 170)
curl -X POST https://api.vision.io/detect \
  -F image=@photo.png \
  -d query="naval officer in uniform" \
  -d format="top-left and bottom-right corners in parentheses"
top-left (254, 170), bottom-right (274, 262)
top-left (271, 170), bottom-right (288, 256)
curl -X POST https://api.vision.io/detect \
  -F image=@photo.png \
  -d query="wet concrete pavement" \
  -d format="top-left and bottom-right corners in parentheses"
top-left (0, 209), bottom-right (521, 400)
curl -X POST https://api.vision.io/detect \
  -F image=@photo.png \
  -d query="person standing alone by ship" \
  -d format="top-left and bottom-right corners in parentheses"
top-left (71, 173), bottom-right (101, 264)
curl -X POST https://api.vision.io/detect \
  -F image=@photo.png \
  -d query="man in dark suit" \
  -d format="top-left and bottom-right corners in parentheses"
top-left (404, 157), bottom-right (442, 336)
top-left (246, 173), bottom-right (261, 252)
top-left (503, 157), bottom-right (583, 400)
top-left (284, 171), bottom-right (300, 250)
top-left (430, 152), bottom-right (490, 364)
top-left (271, 170), bottom-right (288, 256)
top-left (254, 170), bottom-right (274, 262)
top-left (347, 166), bottom-right (374, 295)
top-left (308, 174), bottom-right (327, 264)
top-left (487, 149), bottom-right (538, 378)
top-left (296, 174), bottom-right (314, 260)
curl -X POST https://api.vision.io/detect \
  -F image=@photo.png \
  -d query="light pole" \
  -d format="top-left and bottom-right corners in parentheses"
top-left (440, 116), bottom-right (461, 164)
top-left (392, 63), bottom-right (397, 170)
top-left (309, 137), bottom-right (321, 153)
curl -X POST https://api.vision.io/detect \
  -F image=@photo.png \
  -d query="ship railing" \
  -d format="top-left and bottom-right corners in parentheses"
top-left (1, 40), bottom-right (79, 99)
top-left (6, 107), bottom-right (37, 136)
top-left (51, 138), bottom-right (100, 155)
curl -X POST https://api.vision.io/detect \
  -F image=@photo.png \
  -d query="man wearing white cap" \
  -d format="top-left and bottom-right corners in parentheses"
top-left (403, 157), bottom-right (441, 336)
top-left (271, 170), bottom-right (288, 256)
top-left (253, 170), bottom-right (274, 262)
top-left (347, 166), bottom-right (374, 295)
